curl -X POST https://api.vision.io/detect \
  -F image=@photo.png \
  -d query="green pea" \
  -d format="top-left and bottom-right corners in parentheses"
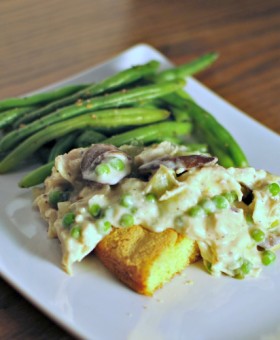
top-left (131, 207), bottom-right (138, 214)
top-left (270, 220), bottom-right (279, 229)
top-left (71, 226), bottom-right (81, 239)
top-left (95, 163), bottom-right (110, 176)
top-left (62, 212), bottom-right (75, 228)
top-left (200, 198), bottom-right (216, 214)
top-left (109, 158), bottom-right (125, 171)
top-left (223, 191), bottom-right (238, 204)
top-left (212, 195), bottom-right (229, 209)
top-left (240, 259), bottom-right (252, 274)
top-left (268, 182), bottom-right (280, 196)
top-left (235, 259), bottom-right (253, 279)
top-left (103, 221), bottom-right (112, 232)
top-left (120, 213), bottom-right (134, 227)
top-left (262, 250), bottom-right (276, 266)
top-left (120, 194), bottom-right (134, 208)
top-left (97, 220), bottom-right (112, 233)
top-left (49, 190), bottom-right (69, 208)
top-left (187, 205), bottom-right (205, 217)
top-left (145, 193), bottom-right (157, 203)
top-left (250, 228), bottom-right (265, 243)
top-left (88, 204), bottom-right (101, 218)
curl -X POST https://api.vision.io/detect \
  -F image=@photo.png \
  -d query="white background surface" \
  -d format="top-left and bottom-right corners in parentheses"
top-left (1, 44), bottom-right (280, 340)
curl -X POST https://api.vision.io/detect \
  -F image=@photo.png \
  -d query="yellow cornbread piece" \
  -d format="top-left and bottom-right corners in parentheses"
top-left (95, 225), bottom-right (199, 296)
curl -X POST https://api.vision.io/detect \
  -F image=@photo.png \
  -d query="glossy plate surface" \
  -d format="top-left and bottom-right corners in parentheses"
top-left (1, 44), bottom-right (280, 340)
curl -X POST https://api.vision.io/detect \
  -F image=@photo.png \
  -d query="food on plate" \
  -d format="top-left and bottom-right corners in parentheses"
top-left (1, 52), bottom-right (279, 295)
top-left (34, 142), bottom-right (280, 294)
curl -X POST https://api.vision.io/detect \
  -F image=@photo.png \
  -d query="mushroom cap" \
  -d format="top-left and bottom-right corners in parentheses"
top-left (138, 154), bottom-right (218, 174)
top-left (80, 144), bottom-right (132, 184)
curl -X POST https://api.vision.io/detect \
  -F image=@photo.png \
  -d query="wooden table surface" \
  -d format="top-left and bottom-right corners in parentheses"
top-left (0, 0), bottom-right (279, 339)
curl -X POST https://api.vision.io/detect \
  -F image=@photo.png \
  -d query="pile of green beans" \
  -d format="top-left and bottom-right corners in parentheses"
top-left (0, 51), bottom-right (249, 188)
top-left (163, 90), bottom-right (248, 167)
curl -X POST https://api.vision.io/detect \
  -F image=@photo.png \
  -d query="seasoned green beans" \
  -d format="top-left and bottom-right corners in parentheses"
top-left (14, 61), bottom-right (160, 126)
top-left (184, 99), bottom-right (248, 167)
top-left (0, 52), bottom-right (251, 186)
top-left (18, 121), bottom-right (192, 187)
top-left (0, 84), bottom-right (88, 110)
top-left (48, 133), bottom-right (79, 162)
top-left (0, 79), bottom-right (184, 153)
top-left (103, 121), bottom-right (192, 146)
top-left (163, 92), bottom-right (248, 167)
top-left (153, 52), bottom-right (218, 82)
top-left (0, 107), bottom-right (169, 173)
top-left (0, 106), bottom-right (36, 129)
top-left (75, 130), bottom-right (106, 148)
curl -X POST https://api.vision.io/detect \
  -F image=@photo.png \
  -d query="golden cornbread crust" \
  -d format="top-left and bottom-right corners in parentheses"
top-left (95, 225), bottom-right (199, 296)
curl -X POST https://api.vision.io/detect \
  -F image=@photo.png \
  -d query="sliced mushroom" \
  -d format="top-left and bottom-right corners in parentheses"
top-left (258, 234), bottom-right (280, 250)
top-left (80, 144), bottom-right (131, 185)
top-left (138, 155), bottom-right (218, 175)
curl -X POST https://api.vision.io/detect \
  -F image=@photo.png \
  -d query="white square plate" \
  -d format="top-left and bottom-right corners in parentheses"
top-left (1, 44), bottom-right (280, 340)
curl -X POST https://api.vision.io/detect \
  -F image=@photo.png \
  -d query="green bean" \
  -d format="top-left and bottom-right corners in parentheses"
top-left (208, 145), bottom-right (235, 168)
top-left (164, 94), bottom-right (234, 166)
top-left (15, 61), bottom-right (160, 126)
top-left (0, 152), bottom-right (7, 161)
top-left (48, 132), bottom-right (79, 162)
top-left (188, 116), bottom-right (235, 167)
top-left (36, 146), bottom-right (52, 164)
top-left (186, 99), bottom-right (248, 167)
top-left (75, 130), bottom-right (106, 148)
top-left (18, 161), bottom-right (55, 188)
top-left (154, 52), bottom-right (218, 82)
top-left (155, 136), bottom-right (183, 145)
top-left (0, 85), bottom-right (88, 111)
top-left (0, 107), bottom-right (169, 173)
top-left (148, 132), bottom-right (208, 153)
top-left (103, 121), bottom-right (192, 146)
top-left (183, 143), bottom-right (208, 153)
top-left (0, 79), bottom-right (184, 153)
top-left (170, 106), bottom-right (190, 122)
top-left (0, 106), bottom-right (36, 129)
top-left (164, 92), bottom-right (248, 167)
top-left (196, 128), bottom-right (235, 167)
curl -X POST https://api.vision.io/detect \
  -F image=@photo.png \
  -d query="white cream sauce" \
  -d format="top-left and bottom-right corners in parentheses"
top-left (35, 143), bottom-right (280, 277)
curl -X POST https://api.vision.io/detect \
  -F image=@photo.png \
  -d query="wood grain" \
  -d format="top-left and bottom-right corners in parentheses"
top-left (0, 0), bottom-right (279, 338)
